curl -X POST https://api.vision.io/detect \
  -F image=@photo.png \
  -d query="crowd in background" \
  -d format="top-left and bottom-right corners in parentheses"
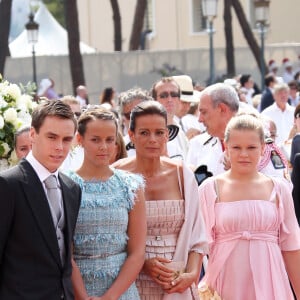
top-left (1, 55), bottom-right (300, 300)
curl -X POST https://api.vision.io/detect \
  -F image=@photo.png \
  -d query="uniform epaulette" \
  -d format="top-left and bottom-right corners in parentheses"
top-left (203, 135), bottom-right (214, 146)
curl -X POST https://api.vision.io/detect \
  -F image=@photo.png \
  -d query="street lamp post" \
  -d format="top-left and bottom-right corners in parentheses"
top-left (254, 0), bottom-right (270, 91)
top-left (202, 0), bottom-right (218, 85)
top-left (25, 13), bottom-right (39, 89)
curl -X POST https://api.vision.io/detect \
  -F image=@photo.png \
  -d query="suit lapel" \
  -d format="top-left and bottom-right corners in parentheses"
top-left (59, 172), bottom-right (80, 267)
top-left (19, 160), bottom-right (62, 267)
top-left (59, 175), bottom-right (72, 266)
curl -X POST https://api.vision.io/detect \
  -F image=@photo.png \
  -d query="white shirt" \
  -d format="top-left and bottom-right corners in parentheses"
top-left (181, 114), bottom-right (206, 133)
top-left (186, 132), bottom-right (226, 175)
top-left (75, 95), bottom-right (87, 108)
top-left (282, 71), bottom-right (294, 84)
top-left (26, 151), bottom-right (64, 224)
top-left (261, 103), bottom-right (295, 145)
top-left (60, 146), bottom-right (84, 172)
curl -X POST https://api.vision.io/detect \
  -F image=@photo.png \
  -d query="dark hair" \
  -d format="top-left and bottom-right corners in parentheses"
top-left (150, 77), bottom-right (180, 100)
top-left (294, 102), bottom-right (300, 118)
top-left (115, 131), bottom-right (128, 161)
top-left (129, 100), bottom-right (167, 131)
top-left (288, 80), bottom-right (299, 91)
top-left (100, 87), bottom-right (114, 105)
top-left (31, 100), bottom-right (77, 133)
top-left (240, 74), bottom-right (251, 87)
top-left (264, 73), bottom-right (276, 87)
top-left (77, 107), bottom-right (118, 136)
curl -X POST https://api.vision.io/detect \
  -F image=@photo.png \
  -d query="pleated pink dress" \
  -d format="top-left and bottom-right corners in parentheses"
top-left (199, 177), bottom-right (300, 300)
top-left (136, 199), bottom-right (185, 300)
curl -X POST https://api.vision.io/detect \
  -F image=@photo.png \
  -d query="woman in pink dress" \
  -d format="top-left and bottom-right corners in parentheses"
top-left (114, 100), bottom-right (208, 299)
top-left (199, 114), bottom-right (300, 299)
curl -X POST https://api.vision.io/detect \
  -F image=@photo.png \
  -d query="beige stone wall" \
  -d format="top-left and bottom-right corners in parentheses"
top-left (77, 0), bottom-right (300, 53)
top-left (4, 44), bottom-right (299, 104)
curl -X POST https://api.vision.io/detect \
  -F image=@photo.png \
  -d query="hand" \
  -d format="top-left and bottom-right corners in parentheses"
top-left (143, 257), bottom-right (175, 288)
top-left (163, 271), bottom-right (195, 294)
top-left (186, 128), bottom-right (201, 140)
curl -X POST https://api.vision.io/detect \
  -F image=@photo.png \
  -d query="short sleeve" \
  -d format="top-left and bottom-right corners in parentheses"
top-left (198, 177), bottom-right (217, 248)
top-left (114, 169), bottom-right (145, 209)
top-left (275, 178), bottom-right (300, 251)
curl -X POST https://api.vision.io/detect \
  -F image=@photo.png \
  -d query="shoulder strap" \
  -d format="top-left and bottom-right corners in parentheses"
top-left (214, 178), bottom-right (220, 202)
top-left (177, 164), bottom-right (183, 198)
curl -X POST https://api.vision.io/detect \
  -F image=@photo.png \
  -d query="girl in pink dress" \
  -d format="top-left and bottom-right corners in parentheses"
top-left (199, 114), bottom-right (300, 300)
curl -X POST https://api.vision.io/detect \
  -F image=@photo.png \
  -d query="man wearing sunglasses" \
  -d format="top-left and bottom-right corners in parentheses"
top-left (151, 77), bottom-right (189, 160)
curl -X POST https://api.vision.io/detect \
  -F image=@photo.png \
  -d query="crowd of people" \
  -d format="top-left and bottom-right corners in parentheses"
top-left (0, 64), bottom-right (300, 300)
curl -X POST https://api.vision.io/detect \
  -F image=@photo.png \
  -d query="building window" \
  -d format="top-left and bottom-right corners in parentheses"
top-left (191, 0), bottom-right (207, 33)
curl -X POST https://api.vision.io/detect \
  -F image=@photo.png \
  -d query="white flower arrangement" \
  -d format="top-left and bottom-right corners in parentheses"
top-left (0, 74), bottom-right (37, 169)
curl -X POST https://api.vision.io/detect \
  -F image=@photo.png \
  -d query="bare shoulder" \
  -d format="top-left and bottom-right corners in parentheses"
top-left (112, 157), bottom-right (136, 171)
top-left (161, 156), bottom-right (183, 171)
top-left (258, 173), bottom-right (274, 186)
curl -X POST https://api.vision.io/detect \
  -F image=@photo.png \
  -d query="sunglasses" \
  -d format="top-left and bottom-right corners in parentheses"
top-left (158, 92), bottom-right (180, 99)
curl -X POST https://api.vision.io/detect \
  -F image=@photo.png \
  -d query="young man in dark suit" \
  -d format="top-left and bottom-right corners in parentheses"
top-left (0, 100), bottom-right (81, 299)
top-left (259, 73), bottom-right (276, 112)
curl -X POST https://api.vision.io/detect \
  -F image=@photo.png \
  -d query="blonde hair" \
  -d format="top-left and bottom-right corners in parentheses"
top-left (225, 114), bottom-right (265, 143)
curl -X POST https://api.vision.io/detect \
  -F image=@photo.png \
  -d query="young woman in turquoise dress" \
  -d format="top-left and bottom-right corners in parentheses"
top-left (114, 101), bottom-right (208, 299)
top-left (68, 108), bottom-right (146, 300)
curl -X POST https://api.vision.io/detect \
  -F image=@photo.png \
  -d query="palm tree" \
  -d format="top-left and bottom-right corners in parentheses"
top-left (0, 0), bottom-right (12, 75)
top-left (231, 0), bottom-right (266, 74)
top-left (64, 0), bottom-right (85, 94)
top-left (223, 0), bottom-right (235, 77)
top-left (110, 0), bottom-right (122, 51)
top-left (129, 0), bottom-right (147, 50)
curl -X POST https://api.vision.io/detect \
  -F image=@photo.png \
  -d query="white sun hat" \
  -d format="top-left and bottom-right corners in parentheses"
top-left (173, 75), bottom-right (199, 103)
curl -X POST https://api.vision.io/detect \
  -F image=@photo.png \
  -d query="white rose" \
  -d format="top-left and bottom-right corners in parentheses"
top-left (3, 107), bottom-right (18, 123)
top-left (31, 101), bottom-right (38, 110)
top-left (16, 94), bottom-right (28, 110)
top-left (0, 96), bottom-right (8, 108)
top-left (8, 149), bottom-right (19, 166)
top-left (17, 111), bottom-right (32, 125)
top-left (13, 118), bottom-right (23, 130)
top-left (1, 142), bottom-right (11, 157)
top-left (0, 81), bottom-right (8, 94)
top-left (5, 83), bottom-right (21, 100)
top-left (0, 115), bottom-right (4, 129)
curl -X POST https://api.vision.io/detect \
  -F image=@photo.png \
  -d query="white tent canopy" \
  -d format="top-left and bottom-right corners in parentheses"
top-left (9, 2), bottom-right (95, 57)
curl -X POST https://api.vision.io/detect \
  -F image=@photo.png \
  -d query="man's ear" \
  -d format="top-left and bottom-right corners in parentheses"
top-left (30, 127), bottom-right (35, 143)
top-left (218, 102), bottom-right (229, 114)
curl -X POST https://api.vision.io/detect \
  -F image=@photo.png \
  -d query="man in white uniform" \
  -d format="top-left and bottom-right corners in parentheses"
top-left (187, 83), bottom-right (239, 174)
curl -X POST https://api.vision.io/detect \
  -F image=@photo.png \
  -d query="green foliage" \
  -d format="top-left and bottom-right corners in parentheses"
top-left (43, 0), bottom-right (65, 28)
top-left (152, 63), bottom-right (183, 77)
